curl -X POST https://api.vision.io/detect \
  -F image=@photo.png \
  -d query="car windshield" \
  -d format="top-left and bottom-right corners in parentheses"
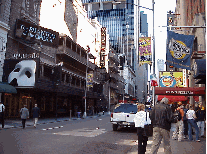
top-left (113, 104), bottom-right (137, 113)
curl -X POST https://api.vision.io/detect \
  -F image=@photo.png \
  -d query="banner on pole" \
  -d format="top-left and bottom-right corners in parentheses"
top-left (166, 31), bottom-right (194, 70)
top-left (87, 72), bottom-right (93, 87)
top-left (139, 37), bottom-right (152, 66)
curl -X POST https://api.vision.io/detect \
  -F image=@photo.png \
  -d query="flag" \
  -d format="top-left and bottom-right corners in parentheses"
top-left (150, 74), bottom-right (158, 87)
top-left (166, 31), bottom-right (194, 70)
top-left (139, 37), bottom-right (152, 65)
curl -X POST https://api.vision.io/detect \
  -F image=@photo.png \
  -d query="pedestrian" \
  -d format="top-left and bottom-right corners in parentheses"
top-left (196, 104), bottom-right (205, 138)
top-left (20, 105), bottom-right (29, 129)
top-left (32, 104), bottom-right (40, 128)
top-left (186, 104), bottom-right (200, 142)
top-left (150, 97), bottom-right (173, 154)
top-left (133, 104), bottom-right (151, 154)
top-left (183, 104), bottom-right (189, 139)
top-left (172, 102), bottom-right (184, 141)
top-left (0, 102), bottom-right (5, 128)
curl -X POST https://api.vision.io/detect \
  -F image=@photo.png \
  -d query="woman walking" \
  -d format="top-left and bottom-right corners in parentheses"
top-left (186, 104), bottom-right (200, 142)
top-left (134, 104), bottom-right (151, 154)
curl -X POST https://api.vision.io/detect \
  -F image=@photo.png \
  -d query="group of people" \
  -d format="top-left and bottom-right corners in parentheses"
top-left (0, 102), bottom-right (40, 129)
top-left (20, 104), bottom-right (40, 129)
top-left (172, 102), bottom-right (205, 142)
top-left (133, 97), bottom-right (205, 154)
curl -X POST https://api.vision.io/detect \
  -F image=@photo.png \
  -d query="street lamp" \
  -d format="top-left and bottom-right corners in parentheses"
top-left (83, 46), bottom-right (89, 118)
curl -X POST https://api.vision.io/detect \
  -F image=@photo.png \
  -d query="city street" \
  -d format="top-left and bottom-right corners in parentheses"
top-left (0, 115), bottom-right (205, 154)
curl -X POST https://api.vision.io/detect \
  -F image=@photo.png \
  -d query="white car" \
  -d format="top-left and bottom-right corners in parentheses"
top-left (110, 103), bottom-right (137, 131)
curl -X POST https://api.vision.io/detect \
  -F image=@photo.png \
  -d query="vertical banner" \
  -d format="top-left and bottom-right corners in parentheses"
top-left (100, 27), bottom-right (106, 68)
top-left (166, 31), bottom-right (194, 70)
top-left (139, 37), bottom-right (151, 65)
top-left (87, 72), bottom-right (93, 87)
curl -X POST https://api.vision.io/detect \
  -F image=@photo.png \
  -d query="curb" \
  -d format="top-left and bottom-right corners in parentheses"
top-left (0, 114), bottom-right (108, 130)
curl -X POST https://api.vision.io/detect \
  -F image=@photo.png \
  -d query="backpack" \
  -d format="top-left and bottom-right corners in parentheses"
top-left (172, 109), bottom-right (182, 123)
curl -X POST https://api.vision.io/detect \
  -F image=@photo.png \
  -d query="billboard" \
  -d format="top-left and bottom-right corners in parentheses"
top-left (159, 71), bottom-right (183, 87)
top-left (3, 59), bottom-right (39, 88)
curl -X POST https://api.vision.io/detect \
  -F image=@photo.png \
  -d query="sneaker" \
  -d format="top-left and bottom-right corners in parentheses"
top-left (196, 140), bottom-right (201, 142)
top-left (184, 136), bottom-right (187, 139)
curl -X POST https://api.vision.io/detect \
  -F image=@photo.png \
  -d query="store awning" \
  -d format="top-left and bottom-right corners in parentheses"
top-left (155, 87), bottom-right (205, 96)
top-left (157, 95), bottom-right (188, 103)
top-left (0, 82), bottom-right (17, 94)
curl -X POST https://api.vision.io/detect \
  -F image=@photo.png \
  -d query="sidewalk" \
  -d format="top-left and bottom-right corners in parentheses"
top-left (130, 123), bottom-right (206, 154)
top-left (0, 112), bottom-right (106, 129)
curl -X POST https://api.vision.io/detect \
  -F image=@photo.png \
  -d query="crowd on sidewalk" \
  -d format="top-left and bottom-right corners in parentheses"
top-left (133, 97), bottom-right (205, 154)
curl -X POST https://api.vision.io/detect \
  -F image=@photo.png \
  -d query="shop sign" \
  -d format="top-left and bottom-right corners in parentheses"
top-left (15, 19), bottom-right (59, 47)
top-left (13, 53), bottom-right (39, 59)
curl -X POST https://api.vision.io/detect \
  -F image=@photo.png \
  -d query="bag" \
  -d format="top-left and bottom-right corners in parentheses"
top-left (144, 124), bottom-right (153, 137)
top-left (144, 112), bottom-right (153, 137)
top-left (172, 109), bottom-right (181, 123)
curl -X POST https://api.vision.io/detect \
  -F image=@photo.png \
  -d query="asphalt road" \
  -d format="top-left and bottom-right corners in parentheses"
top-left (0, 116), bottom-right (138, 154)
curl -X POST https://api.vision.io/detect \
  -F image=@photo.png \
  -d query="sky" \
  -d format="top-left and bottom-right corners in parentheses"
top-left (139, 0), bottom-right (176, 77)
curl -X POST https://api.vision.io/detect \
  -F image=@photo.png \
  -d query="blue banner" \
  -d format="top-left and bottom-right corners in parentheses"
top-left (166, 31), bottom-right (194, 70)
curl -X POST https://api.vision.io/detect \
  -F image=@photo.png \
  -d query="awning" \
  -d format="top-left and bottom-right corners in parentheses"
top-left (0, 82), bottom-right (17, 94)
top-left (157, 95), bottom-right (188, 103)
top-left (155, 87), bottom-right (206, 96)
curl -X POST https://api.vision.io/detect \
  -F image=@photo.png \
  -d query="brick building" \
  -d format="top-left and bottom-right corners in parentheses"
top-left (2, 0), bottom-right (106, 118)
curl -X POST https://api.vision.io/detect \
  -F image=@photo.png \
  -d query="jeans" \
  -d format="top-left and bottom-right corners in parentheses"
top-left (188, 119), bottom-right (199, 140)
top-left (137, 127), bottom-right (148, 154)
top-left (33, 118), bottom-right (38, 127)
top-left (183, 120), bottom-right (188, 136)
top-left (151, 127), bottom-right (172, 154)
top-left (172, 120), bottom-right (184, 141)
top-left (22, 119), bottom-right (26, 128)
top-left (197, 121), bottom-right (205, 137)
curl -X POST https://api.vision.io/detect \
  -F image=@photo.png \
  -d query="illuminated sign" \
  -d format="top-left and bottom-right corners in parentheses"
top-left (159, 71), bottom-right (183, 87)
top-left (100, 27), bottom-right (106, 68)
top-left (15, 19), bottom-right (59, 47)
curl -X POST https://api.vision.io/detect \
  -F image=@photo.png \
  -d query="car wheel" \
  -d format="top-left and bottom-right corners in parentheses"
top-left (113, 124), bottom-right (118, 131)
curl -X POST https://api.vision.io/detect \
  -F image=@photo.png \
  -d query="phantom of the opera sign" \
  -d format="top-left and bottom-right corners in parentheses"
top-left (15, 19), bottom-right (59, 47)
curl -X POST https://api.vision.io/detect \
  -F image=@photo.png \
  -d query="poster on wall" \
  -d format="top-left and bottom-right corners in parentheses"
top-left (159, 71), bottom-right (183, 87)
top-left (139, 37), bottom-right (152, 65)
top-left (3, 59), bottom-right (39, 88)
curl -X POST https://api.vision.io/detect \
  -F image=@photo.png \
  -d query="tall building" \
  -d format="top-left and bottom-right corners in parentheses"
top-left (140, 11), bottom-right (148, 37)
top-left (82, 0), bottom-right (148, 101)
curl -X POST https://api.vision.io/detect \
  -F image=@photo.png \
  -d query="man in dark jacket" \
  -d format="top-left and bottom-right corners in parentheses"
top-left (150, 97), bottom-right (173, 154)
top-left (196, 104), bottom-right (205, 138)
top-left (32, 104), bottom-right (40, 128)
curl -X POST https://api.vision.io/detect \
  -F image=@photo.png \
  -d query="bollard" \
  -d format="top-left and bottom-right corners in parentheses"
top-left (70, 110), bottom-right (72, 119)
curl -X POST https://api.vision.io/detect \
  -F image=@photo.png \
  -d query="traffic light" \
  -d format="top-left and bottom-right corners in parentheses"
top-left (167, 12), bottom-right (175, 31)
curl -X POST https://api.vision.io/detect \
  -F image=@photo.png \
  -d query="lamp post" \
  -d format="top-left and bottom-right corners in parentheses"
top-left (84, 46), bottom-right (89, 118)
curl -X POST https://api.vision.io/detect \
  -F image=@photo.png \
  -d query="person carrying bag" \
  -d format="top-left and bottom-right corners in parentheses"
top-left (134, 104), bottom-right (151, 154)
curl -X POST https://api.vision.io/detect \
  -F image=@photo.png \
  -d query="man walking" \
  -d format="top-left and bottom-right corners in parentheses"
top-left (20, 105), bottom-right (29, 129)
top-left (32, 104), bottom-right (40, 128)
top-left (150, 97), bottom-right (173, 154)
top-left (0, 102), bottom-right (5, 128)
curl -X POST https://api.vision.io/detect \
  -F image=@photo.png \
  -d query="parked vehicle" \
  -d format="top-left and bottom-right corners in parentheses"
top-left (110, 103), bottom-right (137, 131)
